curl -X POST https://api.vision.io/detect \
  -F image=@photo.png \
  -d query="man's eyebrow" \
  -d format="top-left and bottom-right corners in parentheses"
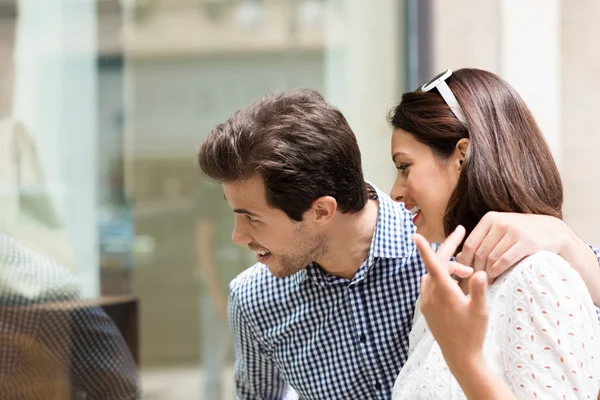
top-left (223, 195), bottom-right (260, 217)
top-left (233, 208), bottom-right (259, 217)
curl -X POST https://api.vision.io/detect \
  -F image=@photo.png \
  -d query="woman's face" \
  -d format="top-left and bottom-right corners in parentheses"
top-left (390, 128), bottom-right (466, 243)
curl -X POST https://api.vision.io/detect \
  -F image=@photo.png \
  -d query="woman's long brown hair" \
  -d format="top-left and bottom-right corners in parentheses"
top-left (389, 68), bottom-right (562, 244)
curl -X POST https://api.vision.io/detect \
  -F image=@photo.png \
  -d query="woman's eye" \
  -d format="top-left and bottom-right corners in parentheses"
top-left (396, 163), bottom-right (411, 173)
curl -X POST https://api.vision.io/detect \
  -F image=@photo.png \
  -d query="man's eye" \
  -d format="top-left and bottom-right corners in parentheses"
top-left (245, 215), bottom-right (258, 223)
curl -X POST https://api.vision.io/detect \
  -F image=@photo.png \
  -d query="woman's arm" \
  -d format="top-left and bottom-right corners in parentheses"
top-left (447, 356), bottom-right (516, 400)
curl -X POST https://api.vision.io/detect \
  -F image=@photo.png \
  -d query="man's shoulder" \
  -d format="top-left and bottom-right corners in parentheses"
top-left (229, 262), bottom-right (269, 294)
top-left (230, 263), bottom-right (303, 306)
top-left (228, 264), bottom-right (310, 336)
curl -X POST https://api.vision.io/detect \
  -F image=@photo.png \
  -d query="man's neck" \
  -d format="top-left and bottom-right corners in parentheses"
top-left (315, 198), bottom-right (379, 280)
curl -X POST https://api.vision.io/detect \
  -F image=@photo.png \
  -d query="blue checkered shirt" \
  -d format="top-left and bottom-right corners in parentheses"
top-left (229, 185), bottom-right (422, 399)
top-left (229, 185), bottom-right (600, 400)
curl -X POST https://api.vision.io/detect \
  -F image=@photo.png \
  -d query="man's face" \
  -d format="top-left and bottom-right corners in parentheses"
top-left (222, 176), bottom-right (328, 278)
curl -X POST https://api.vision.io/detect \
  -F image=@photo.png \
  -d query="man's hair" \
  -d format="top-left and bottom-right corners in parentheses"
top-left (198, 88), bottom-right (368, 221)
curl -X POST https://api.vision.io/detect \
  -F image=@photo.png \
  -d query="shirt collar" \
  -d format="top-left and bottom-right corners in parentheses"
top-left (304, 182), bottom-right (414, 288)
top-left (368, 182), bottom-right (413, 260)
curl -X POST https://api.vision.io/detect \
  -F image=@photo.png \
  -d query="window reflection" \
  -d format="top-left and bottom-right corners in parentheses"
top-left (0, 0), bottom-right (403, 398)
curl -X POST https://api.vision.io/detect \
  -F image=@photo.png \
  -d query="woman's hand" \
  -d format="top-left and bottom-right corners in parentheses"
top-left (414, 225), bottom-right (489, 373)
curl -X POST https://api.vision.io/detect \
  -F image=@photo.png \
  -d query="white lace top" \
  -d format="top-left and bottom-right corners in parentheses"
top-left (392, 251), bottom-right (600, 399)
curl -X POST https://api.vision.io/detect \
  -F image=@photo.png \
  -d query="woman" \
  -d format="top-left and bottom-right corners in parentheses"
top-left (389, 68), bottom-right (600, 399)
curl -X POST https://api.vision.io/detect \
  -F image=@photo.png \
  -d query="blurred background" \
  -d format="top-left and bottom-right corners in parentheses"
top-left (0, 0), bottom-right (598, 398)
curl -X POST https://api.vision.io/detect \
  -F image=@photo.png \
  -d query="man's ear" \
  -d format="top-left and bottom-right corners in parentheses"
top-left (308, 196), bottom-right (337, 225)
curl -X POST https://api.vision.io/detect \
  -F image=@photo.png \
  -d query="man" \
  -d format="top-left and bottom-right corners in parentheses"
top-left (197, 89), bottom-right (600, 399)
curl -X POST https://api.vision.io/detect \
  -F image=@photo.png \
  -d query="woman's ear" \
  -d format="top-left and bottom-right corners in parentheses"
top-left (455, 138), bottom-right (470, 171)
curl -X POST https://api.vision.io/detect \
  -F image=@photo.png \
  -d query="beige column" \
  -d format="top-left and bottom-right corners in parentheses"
top-left (324, 0), bottom-right (404, 193)
top-left (561, 0), bottom-right (600, 246)
top-left (499, 0), bottom-right (561, 166)
top-left (433, 0), bottom-right (562, 165)
top-left (433, 0), bottom-right (600, 246)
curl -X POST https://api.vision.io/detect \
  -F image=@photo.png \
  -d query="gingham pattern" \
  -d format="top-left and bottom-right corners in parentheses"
top-left (230, 185), bottom-right (600, 400)
top-left (229, 185), bottom-right (424, 399)
top-left (0, 234), bottom-right (139, 399)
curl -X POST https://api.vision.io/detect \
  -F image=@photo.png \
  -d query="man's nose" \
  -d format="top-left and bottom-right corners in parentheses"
top-left (232, 218), bottom-right (252, 245)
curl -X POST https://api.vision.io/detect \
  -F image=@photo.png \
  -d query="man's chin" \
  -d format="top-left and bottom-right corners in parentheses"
top-left (266, 263), bottom-right (302, 279)
top-left (266, 265), bottom-right (290, 278)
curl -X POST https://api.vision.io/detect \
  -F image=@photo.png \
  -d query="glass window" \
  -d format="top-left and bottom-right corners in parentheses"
top-left (1, 0), bottom-right (407, 398)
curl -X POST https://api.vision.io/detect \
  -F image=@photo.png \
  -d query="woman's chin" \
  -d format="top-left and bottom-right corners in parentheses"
top-left (416, 226), bottom-right (446, 244)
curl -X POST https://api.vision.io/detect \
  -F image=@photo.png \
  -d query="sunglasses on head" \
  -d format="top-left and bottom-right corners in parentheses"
top-left (421, 69), bottom-right (467, 125)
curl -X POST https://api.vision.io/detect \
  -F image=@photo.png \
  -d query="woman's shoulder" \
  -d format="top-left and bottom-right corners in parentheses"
top-left (494, 250), bottom-right (584, 292)
top-left (486, 250), bottom-right (596, 324)
top-left (486, 253), bottom-right (600, 398)
top-left (488, 250), bottom-right (595, 321)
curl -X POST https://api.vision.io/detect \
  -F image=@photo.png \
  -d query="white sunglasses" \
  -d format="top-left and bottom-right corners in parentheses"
top-left (421, 69), bottom-right (467, 124)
